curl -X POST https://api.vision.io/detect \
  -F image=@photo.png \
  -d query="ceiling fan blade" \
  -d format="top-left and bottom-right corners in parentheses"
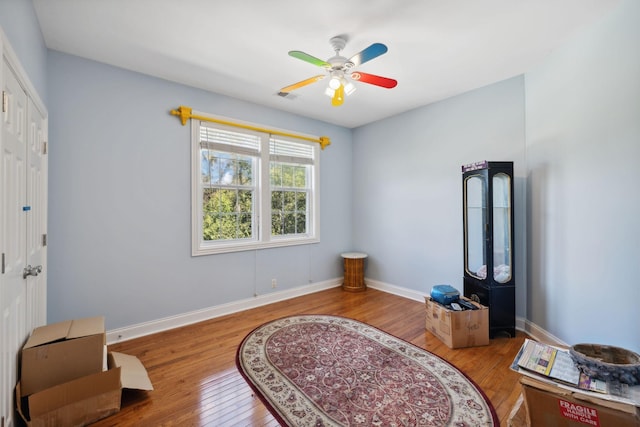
top-left (279, 75), bottom-right (326, 93)
top-left (288, 51), bottom-right (331, 68)
top-left (348, 43), bottom-right (388, 66)
top-left (351, 72), bottom-right (397, 89)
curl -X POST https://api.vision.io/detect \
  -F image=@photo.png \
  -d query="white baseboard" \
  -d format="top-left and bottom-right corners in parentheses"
top-left (517, 317), bottom-right (567, 346)
top-left (365, 279), bottom-right (426, 302)
top-left (108, 276), bottom-right (562, 347)
top-left (106, 279), bottom-right (342, 344)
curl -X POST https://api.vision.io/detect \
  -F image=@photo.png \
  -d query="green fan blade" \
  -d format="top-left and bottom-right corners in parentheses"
top-left (289, 51), bottom-right (331, 68)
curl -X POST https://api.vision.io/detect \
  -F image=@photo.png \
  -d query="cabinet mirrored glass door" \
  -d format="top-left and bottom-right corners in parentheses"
top-left (464, 175), bottom-right (486, 280)
top-left (492, 173), bottom-right (512, 283)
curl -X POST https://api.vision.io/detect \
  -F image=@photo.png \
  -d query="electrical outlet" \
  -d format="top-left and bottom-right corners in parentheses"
top-left (271, 279), bottom-right (277, 288)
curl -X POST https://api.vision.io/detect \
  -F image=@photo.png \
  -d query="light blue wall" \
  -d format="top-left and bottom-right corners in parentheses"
top-left (352, 77), bottom-right (527, 318)
top-left (0, 0), bottom-right (48, 103)
top-left (46, 51), bottom-right (353, 330)
top-left (3, 0), bottom-right (638, 352)
top-left (525, 0), bottom-right (640, 352)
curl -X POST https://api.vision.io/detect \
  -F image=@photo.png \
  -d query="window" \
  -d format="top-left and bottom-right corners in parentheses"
top-left (192, 115), bottom-right (320, 255)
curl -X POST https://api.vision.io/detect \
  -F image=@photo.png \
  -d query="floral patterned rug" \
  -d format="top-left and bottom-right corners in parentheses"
top-left (236, 315), bottom-right (497, 426)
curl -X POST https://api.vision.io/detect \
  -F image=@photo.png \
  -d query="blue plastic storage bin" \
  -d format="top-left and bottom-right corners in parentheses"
top-left (430, 284), bottom-right (460, 305)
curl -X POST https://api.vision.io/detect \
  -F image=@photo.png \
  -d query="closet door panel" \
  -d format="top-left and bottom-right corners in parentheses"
top-left (1, 59), bottom-right (28, 427)
top-left (25, 97), bottom-right (47, 333)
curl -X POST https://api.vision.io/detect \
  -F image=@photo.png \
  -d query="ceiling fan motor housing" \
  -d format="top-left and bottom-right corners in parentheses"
top-left (329, 36), bottom-right (347, 52)
top-left (328, 37), bottom-right (354, 70)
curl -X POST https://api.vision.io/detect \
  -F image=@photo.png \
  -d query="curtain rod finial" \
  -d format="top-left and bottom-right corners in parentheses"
top-left (170, 105), bottom-right (193, 126)
top-left (319, 136), bottom-right (331, 150)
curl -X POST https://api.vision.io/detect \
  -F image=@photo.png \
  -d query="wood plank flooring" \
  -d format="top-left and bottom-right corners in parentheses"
top-left (92, 287), bottom-right (527, 426)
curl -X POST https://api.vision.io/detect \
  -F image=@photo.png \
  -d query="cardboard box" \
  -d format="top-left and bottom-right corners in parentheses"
top-left (425, 296), bottom-right (489, 348)
top-left (508, 393), bottom-right (530, 427)
top-left (520, 376), bottom-right (640, 427)
top-left (20, 316), bottom-right (106, 396)
top-left (16, 351), bottom-right (153, 427)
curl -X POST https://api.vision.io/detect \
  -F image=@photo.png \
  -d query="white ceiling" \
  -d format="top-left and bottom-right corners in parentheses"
top-left (33, 0), bottom-right (619, 128)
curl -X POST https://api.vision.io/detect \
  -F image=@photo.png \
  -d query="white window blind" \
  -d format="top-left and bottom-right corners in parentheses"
top-left (200, 123), bottom-right (260, 155)
top-left (270, 137), bottom-right (314, 164)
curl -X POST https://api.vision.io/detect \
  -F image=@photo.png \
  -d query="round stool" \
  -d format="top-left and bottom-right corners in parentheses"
top-left (340, 252), bottom-right (368, 292)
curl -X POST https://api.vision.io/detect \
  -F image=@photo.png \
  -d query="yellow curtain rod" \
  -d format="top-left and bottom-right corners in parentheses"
top-left (170, 105), bottom-right (331, 150)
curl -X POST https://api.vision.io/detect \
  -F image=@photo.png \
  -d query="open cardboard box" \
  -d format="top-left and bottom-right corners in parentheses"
top-left (20, 316), bottom-right (106, 397)
top-left (17, 316), bottom-right (153, 426)
top-left (520, 376), bottom-right (640, 427)
top-left (17, 351), bottom-right (153, 427)
top-left (425, 296), bottom-right (489, 349)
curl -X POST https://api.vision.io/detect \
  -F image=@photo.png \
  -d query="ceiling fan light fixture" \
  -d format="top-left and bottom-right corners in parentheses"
top-left (343, 80), bottom-right (356, 96)
top-left (324, 87), bottom-right (335, 97)
top-left (328, 74), bottom-right (341, 90)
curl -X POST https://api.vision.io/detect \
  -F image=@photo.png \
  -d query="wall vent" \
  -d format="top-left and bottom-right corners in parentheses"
top-left (276, 92), bottom-right (298, 100)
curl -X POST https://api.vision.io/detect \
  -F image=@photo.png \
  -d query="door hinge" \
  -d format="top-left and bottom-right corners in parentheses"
top-left (1, 253), bottom-right (5, 274)
top-left (42, 234), bottom-right (47, 247)
top-left (43, 141), bottom-right (48, 155)
top-left (2, 91), bottom-right (7, 113)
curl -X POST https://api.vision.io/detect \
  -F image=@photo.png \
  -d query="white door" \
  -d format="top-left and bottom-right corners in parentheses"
top-left (25, 96), bottom-right (47, 332)
top-left (0, 58), bottom-right (47, 427)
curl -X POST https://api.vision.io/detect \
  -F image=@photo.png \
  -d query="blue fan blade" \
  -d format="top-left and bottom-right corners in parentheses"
top-left (348, 43), bottom-right (388, 66)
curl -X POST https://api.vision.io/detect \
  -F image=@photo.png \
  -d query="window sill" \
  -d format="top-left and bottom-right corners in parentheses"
top-left (192, 237), bottom-right (320, 256)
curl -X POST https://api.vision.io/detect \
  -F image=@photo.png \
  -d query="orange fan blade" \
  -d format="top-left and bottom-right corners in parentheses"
top-left (279, 75), bottom-right (326, 93)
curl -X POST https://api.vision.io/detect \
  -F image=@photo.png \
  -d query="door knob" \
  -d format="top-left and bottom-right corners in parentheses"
top-left (23, 264), bottom-right (43, 279)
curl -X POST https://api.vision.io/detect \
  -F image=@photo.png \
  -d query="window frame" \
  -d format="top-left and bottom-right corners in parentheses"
top-left (191, 113), bottom-right (320, 256)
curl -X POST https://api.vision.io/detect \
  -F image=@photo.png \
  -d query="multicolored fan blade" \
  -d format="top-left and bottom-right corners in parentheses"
top-left (331, 84), bottom-right (345, 107)
top-left (279, 75), bottom-right (326, 93)
top-left (348, 43), bottom-right (388, 66)
top-left (351, 72), bottom-right (397, 89)
top-left (288, 51), bottom-right (331, 68)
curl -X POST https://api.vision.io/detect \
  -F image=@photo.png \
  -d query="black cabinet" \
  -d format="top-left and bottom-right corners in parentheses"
top-left (462, 161), bottom-right (515, 338)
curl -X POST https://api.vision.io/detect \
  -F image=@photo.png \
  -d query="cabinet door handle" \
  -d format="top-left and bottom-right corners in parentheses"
top-left (23, 264), bottom-right (43, 279)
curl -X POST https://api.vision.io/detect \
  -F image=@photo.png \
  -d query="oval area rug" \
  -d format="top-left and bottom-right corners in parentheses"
top-left (236, 315), bottom-right (497, 426)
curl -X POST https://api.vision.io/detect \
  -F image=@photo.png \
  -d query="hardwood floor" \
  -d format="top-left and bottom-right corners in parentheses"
top-left (93, 287), bottom-right (527, 426)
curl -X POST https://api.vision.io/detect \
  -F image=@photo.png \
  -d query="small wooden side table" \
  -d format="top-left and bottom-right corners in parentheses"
top-left (341, 252), bottom-right (368, 292)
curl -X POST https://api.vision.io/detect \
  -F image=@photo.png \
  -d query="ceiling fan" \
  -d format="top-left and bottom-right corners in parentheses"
top-left (279, 36), bottom-right (397, 106)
